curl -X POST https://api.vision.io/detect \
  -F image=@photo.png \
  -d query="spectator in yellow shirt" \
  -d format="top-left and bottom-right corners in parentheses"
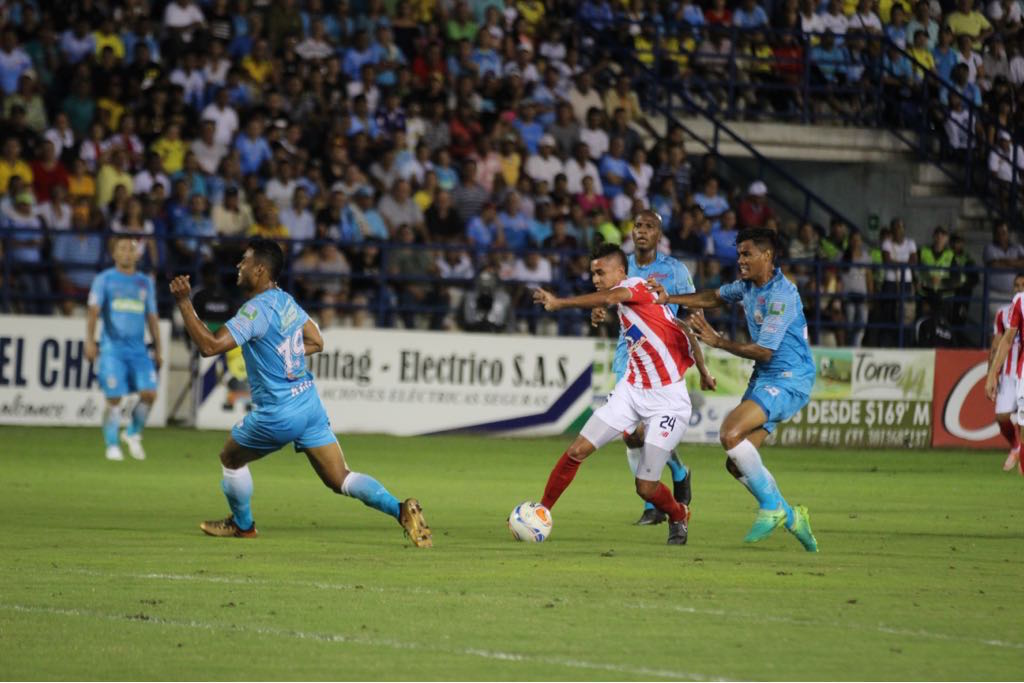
top-left (878, 0), bottom-right (912, 23)
top-left (633, 24), bottom-right (657, 66)
top-left (946, 0), bottom-right (993, 47)
top-left (67, 158), bottom-right (96, 203)
top-left (96, 149), bottom-right (134, 208)
top-left (241, 39), bottom-right (273, 85)
top-left (151, 123), bottom-right (187, 175)
top-left (0, 138), bottom-right (32, 193)
top-left (908, 28), bottom-right (936, 80)
top-left (93, 18), bottom-right (125, 60)
top-left (516, 0), bottom-right (546, 29)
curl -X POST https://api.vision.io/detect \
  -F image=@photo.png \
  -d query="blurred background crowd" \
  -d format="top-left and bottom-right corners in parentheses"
top-left (0, 0), bottom-right (1020, 346)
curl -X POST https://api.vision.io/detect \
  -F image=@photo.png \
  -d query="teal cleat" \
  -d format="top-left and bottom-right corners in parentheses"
top-left (786, 504), bottom-right (819, 552)
top-left (743, 508), bottom-right (787, 544)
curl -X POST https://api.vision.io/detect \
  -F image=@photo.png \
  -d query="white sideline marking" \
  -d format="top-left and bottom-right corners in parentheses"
top-left (639, 603), bottom-right (1024, 651)
top-left (0, 603), bottom-right (724, 682)
top-left (42, 568), bottom-right (1024, 652)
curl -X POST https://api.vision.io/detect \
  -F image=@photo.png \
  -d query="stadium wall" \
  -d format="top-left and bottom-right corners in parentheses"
top-left (0, 315), bottom-right (171, 427)
top-left (0, 319), bottom-right (1000, 448)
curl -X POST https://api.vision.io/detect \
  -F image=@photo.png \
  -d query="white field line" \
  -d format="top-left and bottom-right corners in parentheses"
top-left (0, 603), bottom-right (725, 682)
top-left (635, 602), bottom-right (1024, 651)
top-left (30, 568), bottom-right (1024, 652)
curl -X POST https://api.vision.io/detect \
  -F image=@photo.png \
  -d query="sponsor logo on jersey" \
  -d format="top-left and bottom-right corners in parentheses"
top-left (111, 298), bottom-right (146, 313)
top-left (240, 304), bottom-right (259, 320)
top-left (768, 301), bottom-right (786, 316)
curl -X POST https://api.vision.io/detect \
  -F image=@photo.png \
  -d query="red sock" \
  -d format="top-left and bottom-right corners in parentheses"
top-left (648, 483), bottom-right (689, 523)
top-left (997, 419), bottom-right (1017, 448)
top-left (541, 453), bottom-right (582, 509)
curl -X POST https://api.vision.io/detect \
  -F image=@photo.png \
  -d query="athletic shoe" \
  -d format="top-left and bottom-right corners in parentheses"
top-left (786, 505), bottom-right (819, 552)
top-left (399, 498), bottom-right (433, 548)
top-left (635, 508), bottom-right (668, 526)
top-left (200, 516), bottom-right (258, 538)
top-left (743, 508), bottom-right (787, 544)
top-left (121, 432), bottom-right (146, 460)
top-left (1002, 447), bottom-right (1020, 472)
top-left (674, 469), bottom-right (692, 506)
top-left (105, 445), bottom-right (124, 461)
top-left (663, 520), bottom-right (688, 548)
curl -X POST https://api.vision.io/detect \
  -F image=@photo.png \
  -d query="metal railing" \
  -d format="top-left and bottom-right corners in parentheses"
top-left (600, 21), bottom-right (1020, 231)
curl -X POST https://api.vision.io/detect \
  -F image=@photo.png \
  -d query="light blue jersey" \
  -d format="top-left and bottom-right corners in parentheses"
top-left (719, 268), bottom-right (815, 433)
top-left (224, 288), bottom-right (314, 411)
top-left (718, 268), bottom-right (815, 394)
top-left (88, 268), bottom-right (157, 353)
top-left (613, 253), bottom-right (695, 379)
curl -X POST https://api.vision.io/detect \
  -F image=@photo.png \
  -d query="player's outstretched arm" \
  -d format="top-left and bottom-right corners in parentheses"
top-left (533, 286), bottom-right (632, 312)
top-left (647, 279), bottom-right (725, 309)
top-left (687, 310), bottom-right (773, 363)
top-left (986, 326), bottom-right (1018, 401)
top-left (302, 318), bottom-right (324, 355)
top-left (169, 275), bottom-right (238, 357)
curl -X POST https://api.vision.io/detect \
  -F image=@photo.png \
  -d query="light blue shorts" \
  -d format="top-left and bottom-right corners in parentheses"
top-left (231, 392), bottom-right (337, 455)
top-left (98, 349), bottom-right (157, 398)
top-left (742, 378), bottom-right (809, 433)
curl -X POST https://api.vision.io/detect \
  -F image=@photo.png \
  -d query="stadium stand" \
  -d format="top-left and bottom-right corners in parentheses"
top-left (0, 0), bottom-right (1021, 348)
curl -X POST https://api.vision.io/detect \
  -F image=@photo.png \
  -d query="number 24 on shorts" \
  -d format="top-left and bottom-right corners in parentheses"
top-left (659, 416), bottom-right (677, 431)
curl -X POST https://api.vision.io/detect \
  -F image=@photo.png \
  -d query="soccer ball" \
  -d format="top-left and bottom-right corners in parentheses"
top-left (508, 502), bottom-right (552, 542)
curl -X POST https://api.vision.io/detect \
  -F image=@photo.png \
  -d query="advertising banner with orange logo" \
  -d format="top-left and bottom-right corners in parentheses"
top-left (931, 349), bottom-right (1005, 448)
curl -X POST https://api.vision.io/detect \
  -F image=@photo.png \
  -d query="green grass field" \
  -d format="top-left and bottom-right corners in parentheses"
top-left (1, 426), bottom-right (1022, 681)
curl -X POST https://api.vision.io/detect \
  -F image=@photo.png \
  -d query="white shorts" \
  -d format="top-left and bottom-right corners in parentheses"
top-left (1014, 375), bottom-right (1024, 425)
top-left (582, 379), bottom-right (691, 454)
top-left (996, 375), bottom-right (1018, 415)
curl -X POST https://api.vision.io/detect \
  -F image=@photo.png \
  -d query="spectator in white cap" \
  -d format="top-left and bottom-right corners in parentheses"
top-left (525, 134), bottom-right (565, 187)
top-left (738, 179), bottom-right (775, 228)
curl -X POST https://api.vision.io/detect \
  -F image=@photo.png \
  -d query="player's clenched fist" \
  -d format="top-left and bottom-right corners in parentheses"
top-left (169, 275), bottom-right (192, 301)
top-left (590, 307), bottom-right (607, 327)
top-left (533, 287), bottom-right (560, 311)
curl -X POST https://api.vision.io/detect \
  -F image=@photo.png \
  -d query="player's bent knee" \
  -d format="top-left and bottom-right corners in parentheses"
top-left (635, 478), bottom-right (658, 500)
top-left (565, 437), bottom-right (595, 462)
top-left (139, 391), bottom-right (157, 404)
top-left (106, 397), bottom-right (122, 407)
top-left (720, 427), bottom-right (745, 451)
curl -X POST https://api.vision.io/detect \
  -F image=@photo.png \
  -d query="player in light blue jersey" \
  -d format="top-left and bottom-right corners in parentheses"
top-left (85, 237), bottom-right (162, 462)
top-left (595, 210), bottom-right (715, 533)
top-left (654, 228), bottom-right (818, 551)
top-left (169, 238), bottom-right (432, 547)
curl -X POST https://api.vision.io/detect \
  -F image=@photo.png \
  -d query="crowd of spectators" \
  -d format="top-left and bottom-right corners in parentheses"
top-left (0, 0), bottom-right (1011, 343)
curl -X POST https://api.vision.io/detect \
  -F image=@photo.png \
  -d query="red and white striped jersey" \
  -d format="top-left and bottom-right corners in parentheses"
top-left (1000, 294), bottom-right (1024, 378)
top-left (615, 277), bottom-right (694, 389)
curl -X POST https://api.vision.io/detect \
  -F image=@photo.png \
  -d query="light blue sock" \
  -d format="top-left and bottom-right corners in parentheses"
top-left (341, 472), bottom-right (401, 520)
top-left (103, 405), bottom-right (121, 447)
top-left (221, 465), bottom-right (254, 530)
top-left (125, 401), bottom-right (151, 437)
top-left (727, 440), bottom-right (794, 525)
top-left (667, 452), bottom-right (688, 482)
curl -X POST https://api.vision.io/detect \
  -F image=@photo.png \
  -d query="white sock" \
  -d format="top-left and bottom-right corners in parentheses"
top-left (726, 440), bottom-right (786, 513)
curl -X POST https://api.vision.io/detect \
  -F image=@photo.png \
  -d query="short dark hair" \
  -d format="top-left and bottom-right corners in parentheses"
top-left (248, 237), bottom-right (284, 281)
top-left (591, 242), bottom-right (627, 270)
top-left (736, 227), bottom-right (778, 259)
